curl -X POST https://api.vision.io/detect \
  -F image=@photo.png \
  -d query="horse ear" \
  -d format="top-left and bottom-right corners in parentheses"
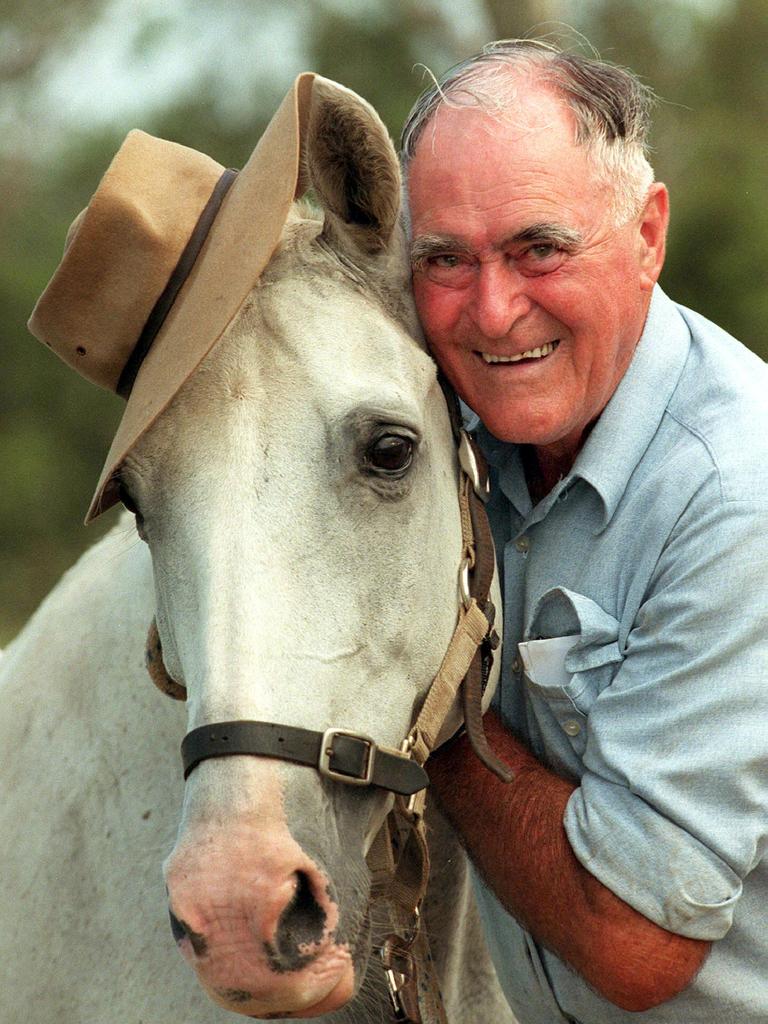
top-left (304, 78), bottom-right (401, 255)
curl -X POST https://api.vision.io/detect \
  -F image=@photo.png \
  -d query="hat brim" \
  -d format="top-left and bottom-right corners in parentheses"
top-left (85, 72), bottom-right (316, 522)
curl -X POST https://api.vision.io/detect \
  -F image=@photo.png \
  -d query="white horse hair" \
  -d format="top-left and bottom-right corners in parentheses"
top-left (0, 81), bottom-right (517, 1023)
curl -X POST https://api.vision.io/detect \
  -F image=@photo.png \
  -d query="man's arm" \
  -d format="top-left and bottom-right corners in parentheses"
top-left (428, 711), bottom-right (711, 1012)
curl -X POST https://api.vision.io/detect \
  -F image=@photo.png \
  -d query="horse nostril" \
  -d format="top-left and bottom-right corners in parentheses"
top-left (267, 871), bottom-right (327, 972)
top-left (169, 909), bottom-right (187, 943)
top-left (169, 909), bottom-right (208, 956)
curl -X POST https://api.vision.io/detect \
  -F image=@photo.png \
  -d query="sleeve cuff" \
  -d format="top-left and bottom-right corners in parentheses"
top-left (564, 771), bottom-right (742, 940)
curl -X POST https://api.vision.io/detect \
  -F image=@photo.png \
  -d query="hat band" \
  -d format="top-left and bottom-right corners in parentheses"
top-left (116, 167), bottom-right (239, 399)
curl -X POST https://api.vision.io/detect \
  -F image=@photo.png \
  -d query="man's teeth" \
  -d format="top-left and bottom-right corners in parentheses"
top-left (481, 341), bottom-right (558, 364)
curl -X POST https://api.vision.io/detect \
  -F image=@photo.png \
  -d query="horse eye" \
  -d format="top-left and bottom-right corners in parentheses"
top-left (117, 480), bottom-right (147, 539)
top-left (118, 481), bottom-right (139, 516)
top-left (365, 435), bottom-right (414, 475)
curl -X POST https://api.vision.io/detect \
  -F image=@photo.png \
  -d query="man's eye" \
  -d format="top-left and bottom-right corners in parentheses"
top-left (517, 243), bottom-right (567, 275)
top-left (419, 252), bottom-right (475, 287)
top-left (430, 253), bottom-right (462, 268)
top-left (528, 244), bottom-right (559, 259)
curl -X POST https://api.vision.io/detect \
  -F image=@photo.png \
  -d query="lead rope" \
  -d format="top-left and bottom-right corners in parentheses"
top-left (367, 417), bottom-right (512, 1023)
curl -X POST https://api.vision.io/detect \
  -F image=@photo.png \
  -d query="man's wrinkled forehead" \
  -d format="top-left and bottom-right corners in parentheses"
top-left (407, 79), bottom-right (578, 168)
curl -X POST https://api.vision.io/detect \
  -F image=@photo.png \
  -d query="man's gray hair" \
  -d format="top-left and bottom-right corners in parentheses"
top-left (400, 39), bottom-right (656, 224)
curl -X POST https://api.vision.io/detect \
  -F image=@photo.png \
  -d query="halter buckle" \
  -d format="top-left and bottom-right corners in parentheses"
top-left (319, 729), bottom-right (376, 786)
top-left (381, 933), bottom-right (423, 1023)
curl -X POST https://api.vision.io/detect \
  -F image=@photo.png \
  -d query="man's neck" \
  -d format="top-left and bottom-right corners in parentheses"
top-left (523, 437), bottom-right (586, 504)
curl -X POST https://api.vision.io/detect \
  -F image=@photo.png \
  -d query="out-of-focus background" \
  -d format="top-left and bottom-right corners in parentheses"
top-left (1, 0), bottom-right (766, 644)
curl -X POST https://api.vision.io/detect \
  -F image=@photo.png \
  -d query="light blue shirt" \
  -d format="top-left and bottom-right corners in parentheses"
top-left (470, 287), bottom-right (768, 1023)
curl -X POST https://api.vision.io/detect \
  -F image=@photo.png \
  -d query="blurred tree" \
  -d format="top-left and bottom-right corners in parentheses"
top-left (654, 0), bottom-right (767, 355)
top-left (577, 0), bottom-right (767, 358)
top-left (0, 0), bottom-right (103, 83)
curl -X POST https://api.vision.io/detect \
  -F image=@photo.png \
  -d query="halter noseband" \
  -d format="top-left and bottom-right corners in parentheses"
top-left (181, 721), bottom-right (428, 795)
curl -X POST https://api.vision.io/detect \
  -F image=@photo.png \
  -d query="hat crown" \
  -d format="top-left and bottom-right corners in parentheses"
top-left (28, 130), bottom-right (224, 392)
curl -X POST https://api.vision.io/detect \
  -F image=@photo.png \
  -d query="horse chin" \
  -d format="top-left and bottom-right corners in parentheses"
top-left (205, 961), bottom-right (357, 1019)
top-left (196, 911), bottom-right (371, 1020)
top-left (266, 968), bottom-right (357, 1019)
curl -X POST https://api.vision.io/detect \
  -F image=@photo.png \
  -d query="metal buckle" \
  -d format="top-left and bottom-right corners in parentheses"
top-left (319, 729), bottom-right (376, 786)
top-left (381, 934), bottom-right (423, 1023)
top-left (458, 430), bottom-right (490, 502)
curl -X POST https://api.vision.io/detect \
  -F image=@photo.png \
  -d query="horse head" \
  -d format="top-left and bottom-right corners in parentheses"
top-left (114, 80), bottom-right (479, 1019)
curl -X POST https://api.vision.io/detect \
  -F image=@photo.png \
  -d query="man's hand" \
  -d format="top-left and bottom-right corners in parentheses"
top-left (428, 711), bottom-right (711, 1011)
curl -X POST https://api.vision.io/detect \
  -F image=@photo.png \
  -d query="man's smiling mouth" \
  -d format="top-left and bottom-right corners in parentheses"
top-left (479, 340), bottom-right (560, 364)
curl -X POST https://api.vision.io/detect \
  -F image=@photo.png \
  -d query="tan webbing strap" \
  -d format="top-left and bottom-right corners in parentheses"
top-left (407, 600), bottom-right (491, 765)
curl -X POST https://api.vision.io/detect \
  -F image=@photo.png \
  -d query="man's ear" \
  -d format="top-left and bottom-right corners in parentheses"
top-left (638, 183), bottom-right (669, 291)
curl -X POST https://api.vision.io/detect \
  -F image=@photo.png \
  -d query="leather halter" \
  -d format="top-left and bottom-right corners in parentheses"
top-left (146, 376), bottom-right (508, 790)
top-left (182, 721), bottom-right (428, 795)
top-left (133, 169), bottom-right (507, 790)
top-left (144, 376), bottom-right (508, 1024)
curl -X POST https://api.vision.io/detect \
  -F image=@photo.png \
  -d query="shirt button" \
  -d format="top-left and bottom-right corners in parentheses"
top-left (515, 536), bottom-right (530, 554)
top-left (511, 655), bottom-right (522, 674)
top-left (563, 719), bottom-right (582, 737)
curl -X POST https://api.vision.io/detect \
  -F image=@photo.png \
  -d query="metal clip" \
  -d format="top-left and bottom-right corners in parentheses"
top-left (459, 554), bottom-right (473, 610)
top-left (381, 935), bottom-right (423, 1023)
top-left (458, 430), bottom-right (490, 502)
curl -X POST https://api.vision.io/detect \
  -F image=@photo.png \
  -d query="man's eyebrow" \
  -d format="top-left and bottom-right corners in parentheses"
top-left (409, 234), bottom-right (473, 264)
top-left (409, 224), bottom-right (583, 265)
top-left (504, 223), bottom-right (583, 248)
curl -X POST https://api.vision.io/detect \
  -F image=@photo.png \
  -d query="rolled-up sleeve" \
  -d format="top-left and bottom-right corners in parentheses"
top-left (563, 493), bottom-right (768, 940)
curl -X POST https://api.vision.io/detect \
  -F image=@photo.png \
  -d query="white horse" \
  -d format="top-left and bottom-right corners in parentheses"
top-left (0, 80), bottom-right (516, 1023)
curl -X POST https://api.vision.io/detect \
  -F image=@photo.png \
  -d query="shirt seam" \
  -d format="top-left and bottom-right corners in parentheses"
top-left (663, 406), bottom-right (726, 501)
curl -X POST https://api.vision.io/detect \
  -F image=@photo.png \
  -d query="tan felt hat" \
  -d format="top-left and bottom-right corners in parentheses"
top-left (29, 72), bottom-right (318, 522)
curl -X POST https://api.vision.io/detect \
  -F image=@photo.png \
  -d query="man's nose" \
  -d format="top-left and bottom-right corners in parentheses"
top-left (469, 261), bottom-right (532, 340)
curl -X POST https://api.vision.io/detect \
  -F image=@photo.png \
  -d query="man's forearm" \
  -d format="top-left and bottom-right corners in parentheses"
top-left (428, 711), bottom-right (710, 1011)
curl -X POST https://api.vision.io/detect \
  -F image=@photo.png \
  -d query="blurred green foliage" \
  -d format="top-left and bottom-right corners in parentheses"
top-left (1, 0), bottom-right (766, 643)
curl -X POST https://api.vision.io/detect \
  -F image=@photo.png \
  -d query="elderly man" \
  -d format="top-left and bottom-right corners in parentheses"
top-left (402, 40), bottom-right (768, 1024)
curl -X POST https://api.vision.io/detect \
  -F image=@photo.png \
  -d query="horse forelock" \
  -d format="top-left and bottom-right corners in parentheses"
top-left (262, 203), bottom-right (421, 343)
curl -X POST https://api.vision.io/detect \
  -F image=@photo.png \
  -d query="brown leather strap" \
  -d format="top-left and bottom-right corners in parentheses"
top-left (181, 720), bottom-right (429, 795)
top-left (461, 652), bottom-right (512, 783)
top-left (462, 440), bottom-right (511, 781)
top-left (436, 370), bottom-right (463, 441)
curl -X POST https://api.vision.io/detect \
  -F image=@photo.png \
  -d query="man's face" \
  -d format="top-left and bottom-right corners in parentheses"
top-left (407, 88), bottom-right (667, 466)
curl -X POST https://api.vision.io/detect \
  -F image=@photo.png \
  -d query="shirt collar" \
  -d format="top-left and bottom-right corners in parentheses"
top-left (467, 287), bottom-right (692, 527)
top-left (571, 286), bottom-right (691, 528)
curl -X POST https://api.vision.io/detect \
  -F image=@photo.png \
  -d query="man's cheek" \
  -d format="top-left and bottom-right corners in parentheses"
top-left (413, 280), bottom-right (457, 339)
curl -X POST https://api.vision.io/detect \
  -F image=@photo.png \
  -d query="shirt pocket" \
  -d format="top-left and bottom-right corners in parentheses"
top-left (522, 588), bottom-right (625, 760)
